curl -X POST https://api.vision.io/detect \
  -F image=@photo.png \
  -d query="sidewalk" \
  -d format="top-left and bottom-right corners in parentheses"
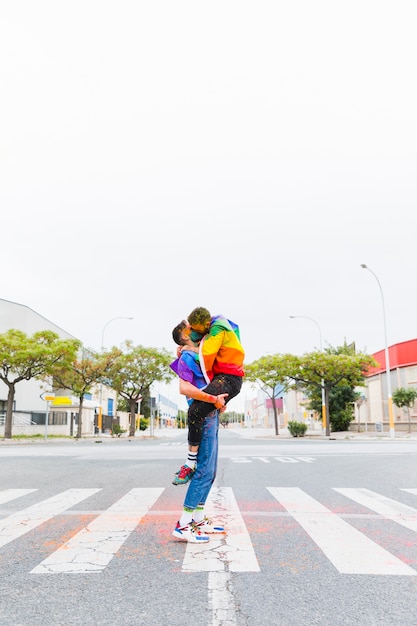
top-left (141, 425), bottom-right (417, 441)
top-left (1, 426), bottom-right (417, 444)
top-left (233, 425), bottom-right (417, 440)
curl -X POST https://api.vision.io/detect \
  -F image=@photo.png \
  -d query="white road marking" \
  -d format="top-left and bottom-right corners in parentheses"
top-left (31, 488), bottom-right (164, 573)
top-left (230, 456), bottom-right (316, 464)
top-left (208, 571), bottom-right (238, 626)
top-left (0, 489), bottom-right (37, 505)
top-left (0, 489), bottom-right (100, 549)
top-left (268, 487), bottom-right (416, 575)
top-left (182, 486), bottom-right (260, 573)
top-left (335, 488), bottom-right (417, 533)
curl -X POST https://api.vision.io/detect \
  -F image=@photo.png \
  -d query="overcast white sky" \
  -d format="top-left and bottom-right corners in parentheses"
top-left (1, 1), bottom-right (416, 411)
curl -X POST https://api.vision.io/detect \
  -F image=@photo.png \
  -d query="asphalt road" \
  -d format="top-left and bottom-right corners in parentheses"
top-left (1, 429), bottom-right (417, 626)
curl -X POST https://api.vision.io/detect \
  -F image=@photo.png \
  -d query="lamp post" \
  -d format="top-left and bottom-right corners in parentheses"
top-left (40, 392), bottom-right (55, 441)
top-left (360, 264), bottom-right (395, 438)
top-left (290, 315), bottom-right (327, 434)
top-left (98, 316), bottom-right (134, 434)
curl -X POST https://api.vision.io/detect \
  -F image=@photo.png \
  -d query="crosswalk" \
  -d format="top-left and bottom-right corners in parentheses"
top-left (230, 456), bottom-right (317, 463)
top-left (0, 486), bottom-right (417, 576)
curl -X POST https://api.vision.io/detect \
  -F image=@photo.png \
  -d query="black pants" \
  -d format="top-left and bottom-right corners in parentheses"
top-left (187, 374), bottom-right (243, 446)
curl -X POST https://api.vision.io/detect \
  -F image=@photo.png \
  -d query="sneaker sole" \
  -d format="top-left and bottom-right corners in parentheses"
top-left (172, 530), bottom-right (209, 543)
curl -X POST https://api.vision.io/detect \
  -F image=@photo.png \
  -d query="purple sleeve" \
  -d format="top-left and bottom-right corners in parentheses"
top-left (177, 356), bottom-right (194, 383)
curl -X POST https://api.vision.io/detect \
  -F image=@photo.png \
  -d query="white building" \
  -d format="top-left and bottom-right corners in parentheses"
top-left (356, 339), bottom-right (417, 433)
top-left (0, 298), bottom-right (117, 437)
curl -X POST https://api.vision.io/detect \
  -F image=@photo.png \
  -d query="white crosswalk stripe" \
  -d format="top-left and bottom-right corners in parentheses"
top-left (334, 488), bottom-right (417, 533)
top-left (0, 489), bottom-right (37, 505)
top-left (31, 488), bottom-right (164, 574)
top-left (0, 487), bottom-right (416, 576)
top-left (0, 489), bottom-right (101, 549)
top-left (267, 487), bottom-right (416, 576)
top-left (182, 486), bottom-right (260, 573)
top-left (230, 456), bottom-right (317, 463)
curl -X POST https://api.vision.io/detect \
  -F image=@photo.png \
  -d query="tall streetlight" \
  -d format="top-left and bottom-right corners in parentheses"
top-left (98, 316), bottom-right (134, 434)
top-left (360, 264), bottom-right (395, 438)
top-left (289, 315), bottom-right (327, 434)
top-left (101, 316), bottom-right (134, 351)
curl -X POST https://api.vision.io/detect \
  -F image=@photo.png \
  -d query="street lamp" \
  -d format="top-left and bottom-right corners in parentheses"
top-left (101, 316), bottom-right (134, 351)
top-left (290, 315), bottom-right (327, 435)
top-left (98, 316), bottom-right (134, 434)
top-left (360, 264), bottom-right (395, 438)
top-left (289, 315), bottom-right (323, 351)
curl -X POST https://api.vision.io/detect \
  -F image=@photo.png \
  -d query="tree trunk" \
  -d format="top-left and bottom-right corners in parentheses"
top-left (271, 397), bottom-right (279, 436)
top-left (76, 396), bottom-right (83, 439)
top-left (4, 382), bottom-right (15, 439)
top-left (129, 398), bottom-right (136, 437)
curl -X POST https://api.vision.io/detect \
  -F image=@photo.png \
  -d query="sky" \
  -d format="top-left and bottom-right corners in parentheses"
top-left (1, 1), bottom-right (416, 411)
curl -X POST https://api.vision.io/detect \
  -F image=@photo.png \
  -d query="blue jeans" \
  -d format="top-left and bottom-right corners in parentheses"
top-left (183, 410), bottom-right (219, 511)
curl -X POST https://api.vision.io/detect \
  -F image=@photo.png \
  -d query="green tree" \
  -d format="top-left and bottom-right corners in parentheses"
top-left (392, 387), bottom-right (417, 433)
top-left (245, 354), bottom-right (295, 435)
top-left (245, 351), bottom-right (376, 436)
top-left (290, 351), bottom-right (376, 435)
top-left (219, 413), bottom-right (229, 428)
top-left (0, 329), bottom-right (80, 439)
top-left (307, 342), bottom-right (364, 432)
top-left (175, 408), bottom-right (187, 429)
top-left (106, 341), bottom-right (174, 437)
top-left (52, 348), bottom-right (121, 439)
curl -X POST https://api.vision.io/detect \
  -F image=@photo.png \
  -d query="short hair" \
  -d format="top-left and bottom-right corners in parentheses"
top-left (188, 307), bottom-right (211, 327)
top-left (172, 320), bottom-right (188, 346)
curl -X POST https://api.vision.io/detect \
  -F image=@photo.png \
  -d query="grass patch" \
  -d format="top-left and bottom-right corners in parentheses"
top-left (10, 434), bottom-right (73, 440)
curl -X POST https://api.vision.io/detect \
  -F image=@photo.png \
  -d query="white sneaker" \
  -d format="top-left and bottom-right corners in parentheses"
top-left (193, 517), bottom-right (226, 534)
top-left (172, 521), bottom-right (210, 543)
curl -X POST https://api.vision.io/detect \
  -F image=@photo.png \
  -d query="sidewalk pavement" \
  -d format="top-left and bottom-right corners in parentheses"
top-left (2, 425), bottom-right (417, 444)
top-left (233, 426), bottom-right (417, 440)
top-left (131, 425), bottom-right (417, 441)
top-left (129, 426), bottom-right (417, 440)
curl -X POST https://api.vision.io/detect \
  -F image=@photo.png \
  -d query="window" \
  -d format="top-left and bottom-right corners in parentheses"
top-left (50, 412), bottom-right (68, 425)
top-left (406, 366), bottom-right (417, 385)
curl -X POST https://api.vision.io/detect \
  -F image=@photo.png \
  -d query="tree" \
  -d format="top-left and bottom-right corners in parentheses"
top-left (307, 342), bottom-right (365, 432)
top-left (105, 341), bottom-right (174, 437)
top-left (289, 351), bottom-right (376, 435)
top-left (245, 351), bottom-right (376, 436)
top-left (176, 409), bottom-right (187, 429)
top-left (392, 387), bottom-right (417, 433)
top-left (52, 348), bottom-right (121, 438)
top-left (0, 329), bottom-right (80, 439)
top-left (245, 354), bottom-right (296, 435)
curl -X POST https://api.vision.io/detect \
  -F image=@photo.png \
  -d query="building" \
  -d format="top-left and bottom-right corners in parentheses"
top-left (358, 338), bottom-right (417, 432)
top-left (243, 339), bottom-right (417, 434)
top-left (244, 385), bottom-right (319, 431)
top-left (0, 298), bottom-right (118, 437)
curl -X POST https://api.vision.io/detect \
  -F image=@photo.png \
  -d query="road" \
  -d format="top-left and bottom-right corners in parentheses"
top-left (1, 429), bottom-right (417, 626)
